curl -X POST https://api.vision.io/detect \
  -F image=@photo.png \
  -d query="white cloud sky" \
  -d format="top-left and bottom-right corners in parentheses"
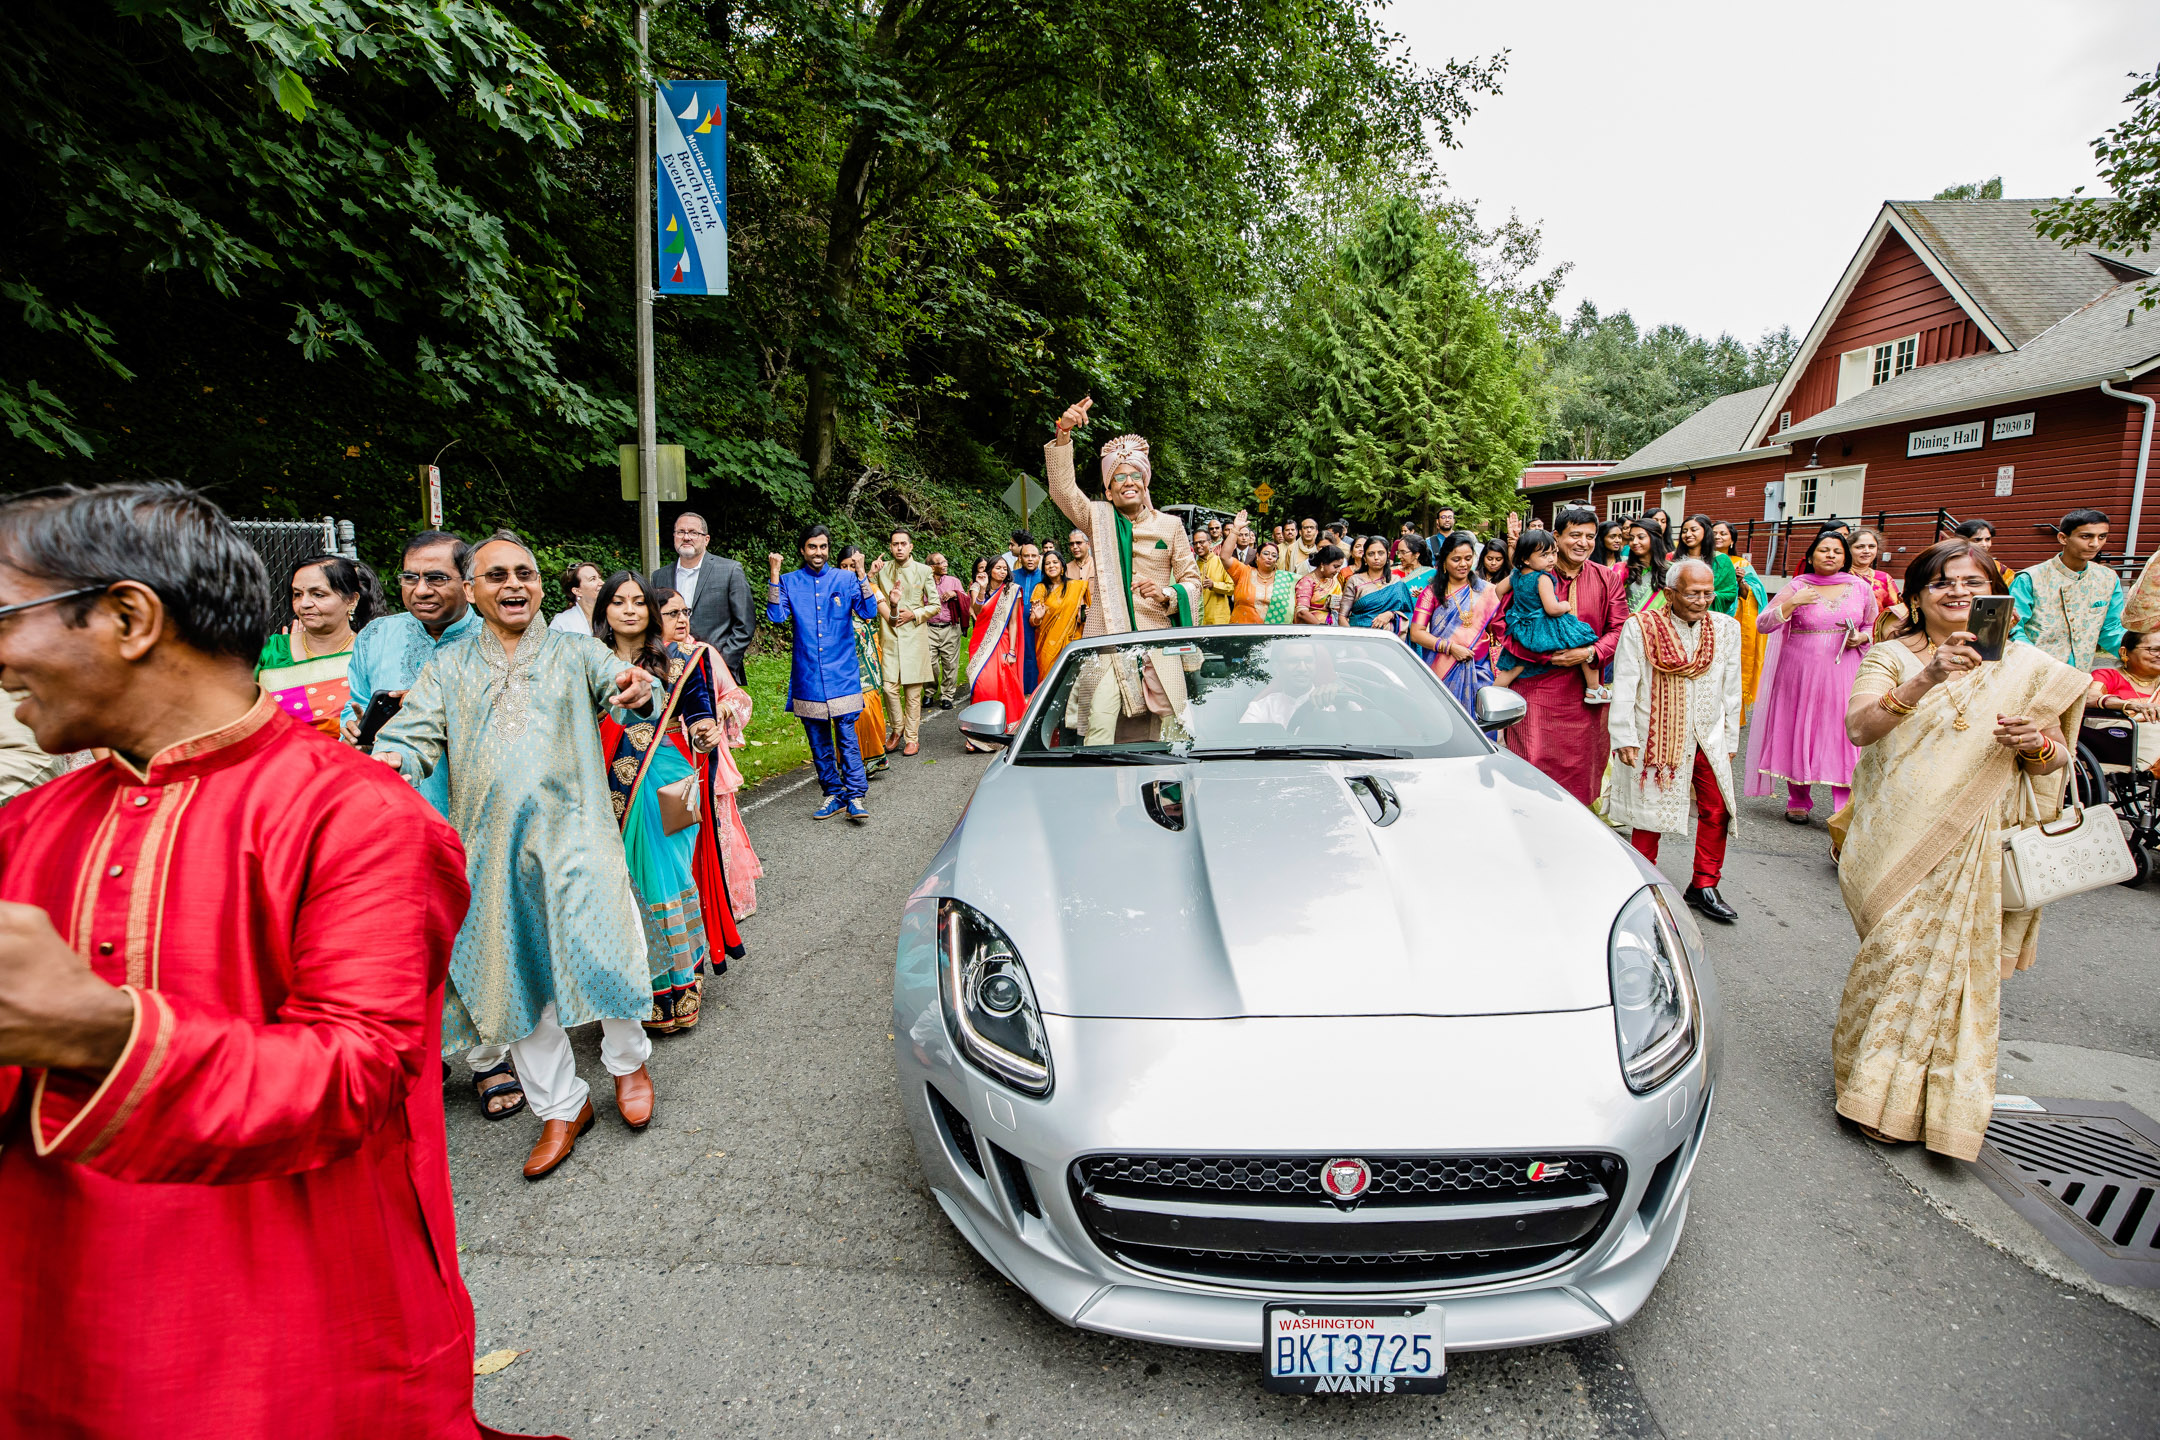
top-left (1389, 0), bottom-right (2160, 342)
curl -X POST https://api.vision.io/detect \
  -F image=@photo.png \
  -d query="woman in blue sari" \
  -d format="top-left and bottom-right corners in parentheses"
top-left (1408, 532), bottom-right (1502, 708)
top-left (594, 572), bottom-right (741, 1034)
top-left (1338, 536), bottom-right (1428, 633)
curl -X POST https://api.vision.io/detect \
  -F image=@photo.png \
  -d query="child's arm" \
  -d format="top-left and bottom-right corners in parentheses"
top-left (1538, 573), bottom-right (1574, 617)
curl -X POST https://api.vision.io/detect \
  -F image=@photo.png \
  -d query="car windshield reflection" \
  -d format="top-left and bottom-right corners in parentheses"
top-left (1012, 633), bottom-right (1485, 762)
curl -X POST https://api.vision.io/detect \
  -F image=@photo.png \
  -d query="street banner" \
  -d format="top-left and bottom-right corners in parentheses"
top-left (656, 80), bottom-right (727, 296)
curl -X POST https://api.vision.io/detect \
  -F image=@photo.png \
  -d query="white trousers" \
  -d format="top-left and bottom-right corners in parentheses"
top-left (465, 1044), bottom-right (510, 1073)
top-left (507, 1002), bottom-right (652, 1122)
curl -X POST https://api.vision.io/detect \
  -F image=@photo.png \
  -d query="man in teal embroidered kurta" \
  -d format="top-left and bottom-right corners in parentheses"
top-left (375, 534), bottom-right (663, 1173)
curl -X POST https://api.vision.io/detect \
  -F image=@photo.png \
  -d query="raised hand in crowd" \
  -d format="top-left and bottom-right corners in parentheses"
top-left (1054, 395), bottom-right (1094, 442)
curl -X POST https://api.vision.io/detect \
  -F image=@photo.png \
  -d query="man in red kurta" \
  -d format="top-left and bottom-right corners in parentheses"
top-left (0, 483), bottom-right (518, 1438)
top-left (1502, 505), bottom-right (1631, 806)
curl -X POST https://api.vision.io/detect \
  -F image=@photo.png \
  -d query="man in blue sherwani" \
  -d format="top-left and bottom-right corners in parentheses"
top-left (767, 523), bottom-right (882, 821)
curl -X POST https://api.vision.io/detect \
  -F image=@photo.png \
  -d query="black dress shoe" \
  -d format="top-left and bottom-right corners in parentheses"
top-left (1684, 885), bottom-right (1739, 923)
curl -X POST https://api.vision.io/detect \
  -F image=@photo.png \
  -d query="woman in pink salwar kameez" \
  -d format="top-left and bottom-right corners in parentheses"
top-left (1746, 529), bottom-right (1879, 822)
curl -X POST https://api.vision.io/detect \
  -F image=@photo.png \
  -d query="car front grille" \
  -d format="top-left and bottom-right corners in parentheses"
top-left (1071, 1151), bottom-right (1624, 1291)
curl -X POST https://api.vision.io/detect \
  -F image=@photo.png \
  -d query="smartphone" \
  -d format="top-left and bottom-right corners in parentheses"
top-left (1966, 595), bottom-right (2013, 662)
top-left (355, 691), bottom-right (404, 752)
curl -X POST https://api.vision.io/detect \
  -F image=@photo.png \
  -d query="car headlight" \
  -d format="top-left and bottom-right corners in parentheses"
top-left (937, 899), bottom-right (1052, 1096)
top-left (1608, 885), bottom-right (1701, 1094)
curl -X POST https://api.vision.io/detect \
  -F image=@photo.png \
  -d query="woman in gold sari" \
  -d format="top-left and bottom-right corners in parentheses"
top-left (1030, 548), bottom-right (1088, 678)
top-left (1833, 540), bottom-right (2088, 1159)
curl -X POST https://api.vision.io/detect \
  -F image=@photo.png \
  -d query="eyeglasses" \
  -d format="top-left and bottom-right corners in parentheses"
top-left (477, 566), bottom-right (539, 584)
top-left (0, 583), bottom-right (107, 624)
top-left (1924, 578), bottom-right (1990, 594)
top-left (660, 605), bottom-right (689, 618)
top-left (398, 570), bottom-right (459, 587)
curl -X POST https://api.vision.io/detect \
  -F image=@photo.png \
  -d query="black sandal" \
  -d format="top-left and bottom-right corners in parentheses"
top-left (472, 1059), bottom-right (527, 1121)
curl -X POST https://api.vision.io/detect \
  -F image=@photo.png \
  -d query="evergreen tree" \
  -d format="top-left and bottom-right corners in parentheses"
top-left (1260, 197), bottom-right (1539, 530)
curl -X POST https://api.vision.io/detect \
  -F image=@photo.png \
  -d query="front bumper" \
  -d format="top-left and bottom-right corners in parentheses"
top-left (893, 998), bottom-right (1717, 1354)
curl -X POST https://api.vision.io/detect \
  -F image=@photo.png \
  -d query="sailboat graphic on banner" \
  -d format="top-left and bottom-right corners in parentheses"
top-left (676, 91), bottom-right (700, 120)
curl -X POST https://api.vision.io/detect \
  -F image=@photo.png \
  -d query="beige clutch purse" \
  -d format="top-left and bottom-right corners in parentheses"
top-left (657, 775), bottom-right (701, 835)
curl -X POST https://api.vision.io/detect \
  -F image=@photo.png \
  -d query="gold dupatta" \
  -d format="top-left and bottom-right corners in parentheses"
top-left (1838, 641), bottom-right (2089, 940)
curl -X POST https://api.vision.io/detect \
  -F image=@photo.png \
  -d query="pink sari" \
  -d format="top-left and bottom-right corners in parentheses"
top-left (1744, 571), bottom-right (1878, 797)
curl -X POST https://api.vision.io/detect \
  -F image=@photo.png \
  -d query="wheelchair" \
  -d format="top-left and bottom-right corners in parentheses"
top-left (2071, 712), bottom-right (2160, 887)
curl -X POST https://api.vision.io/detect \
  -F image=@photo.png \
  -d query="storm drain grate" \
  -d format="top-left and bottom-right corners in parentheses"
top-left (1972, 1099), bottom-right (2160, 1288)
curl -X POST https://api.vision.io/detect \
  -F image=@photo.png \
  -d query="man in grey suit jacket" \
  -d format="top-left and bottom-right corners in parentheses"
top-left (651, 511), bottom-right (754, 682)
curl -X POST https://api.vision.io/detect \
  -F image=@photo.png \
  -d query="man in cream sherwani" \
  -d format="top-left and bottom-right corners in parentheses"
top-left (1609, 557), bottom-right (1744, 923)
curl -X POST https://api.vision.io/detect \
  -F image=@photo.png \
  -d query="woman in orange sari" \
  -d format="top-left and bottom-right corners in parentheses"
top-left (1031, 549), bottom-right (1088, 679)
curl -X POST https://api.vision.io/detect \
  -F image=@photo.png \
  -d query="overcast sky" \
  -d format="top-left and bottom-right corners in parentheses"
top-left (1390, 0), bottom-right (2160, 344)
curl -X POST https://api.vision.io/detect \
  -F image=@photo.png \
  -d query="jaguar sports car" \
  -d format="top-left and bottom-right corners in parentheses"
top-left (893, 626), bottom-right (1719, 1381)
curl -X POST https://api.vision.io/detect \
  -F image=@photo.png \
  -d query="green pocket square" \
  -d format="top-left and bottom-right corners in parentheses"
top-left (1154, 539), bottom-right (1169, 549)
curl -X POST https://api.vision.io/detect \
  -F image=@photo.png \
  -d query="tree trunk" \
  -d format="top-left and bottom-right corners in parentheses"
top-left (797, 124), bottom-right (880, 487)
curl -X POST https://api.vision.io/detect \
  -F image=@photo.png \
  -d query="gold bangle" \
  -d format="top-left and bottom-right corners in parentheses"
top-left (1877, 689), bottom-right (1917, 716)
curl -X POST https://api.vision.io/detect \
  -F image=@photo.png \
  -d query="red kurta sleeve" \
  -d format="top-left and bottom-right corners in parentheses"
top-left (29, 783), bottom-right (470, 1184)
top-left (1589, 564), bottom-right (1630, 667)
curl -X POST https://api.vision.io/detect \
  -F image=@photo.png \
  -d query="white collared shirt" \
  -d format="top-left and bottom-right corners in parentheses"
top-left (674, 553), bottom-right (705, 610)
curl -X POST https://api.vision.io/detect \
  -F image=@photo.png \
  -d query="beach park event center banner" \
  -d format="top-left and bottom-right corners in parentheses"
top-left (657, 80), bottom-right (726, 297)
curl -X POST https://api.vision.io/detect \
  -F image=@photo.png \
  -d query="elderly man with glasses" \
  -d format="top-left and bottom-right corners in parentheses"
top-left (375, 531), bottom-right (664, 1180)
top-left (336, 530), bottom-right (520, 1119)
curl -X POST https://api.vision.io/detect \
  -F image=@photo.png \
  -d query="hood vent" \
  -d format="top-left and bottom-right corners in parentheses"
top-left (1347, 775), bottom-right (1400, 827)
top-left (1143, 779), bottom-right (1186, 832)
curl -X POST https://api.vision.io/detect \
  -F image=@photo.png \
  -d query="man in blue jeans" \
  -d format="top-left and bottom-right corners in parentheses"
top-left (767, 523), bottom-right (881, 821)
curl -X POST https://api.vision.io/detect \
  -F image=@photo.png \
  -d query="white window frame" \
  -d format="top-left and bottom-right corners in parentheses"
top-left (1839, 332), bottom-right (1923, 403)
top-left (1788, 464), bottom-right (1866, 522)
top-left (1605, 491), bottom-right (1645, 521)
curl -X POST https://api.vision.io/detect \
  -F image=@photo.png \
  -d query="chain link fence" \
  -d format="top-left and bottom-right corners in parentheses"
top-left (231, 517), bottom-right (357, 622)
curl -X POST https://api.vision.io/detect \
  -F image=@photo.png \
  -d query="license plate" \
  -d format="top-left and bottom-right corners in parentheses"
top-left (1263, 1303), bottom-right (1446, 1394)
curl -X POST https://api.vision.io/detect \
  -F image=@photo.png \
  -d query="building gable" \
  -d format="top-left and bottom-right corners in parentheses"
top-left (1770, 228), bottom-right (1996, 443)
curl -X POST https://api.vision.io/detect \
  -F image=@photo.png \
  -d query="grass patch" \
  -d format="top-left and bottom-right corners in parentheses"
top-left (735, 651), bottom-right (811, 790)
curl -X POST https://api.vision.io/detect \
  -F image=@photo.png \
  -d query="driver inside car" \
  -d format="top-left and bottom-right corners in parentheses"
top-left (1239, 641), bottom-right (1343, 727)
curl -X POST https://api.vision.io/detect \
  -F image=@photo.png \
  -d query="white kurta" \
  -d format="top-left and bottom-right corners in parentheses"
top-left (1606, 610), bottom-right (1743, 835)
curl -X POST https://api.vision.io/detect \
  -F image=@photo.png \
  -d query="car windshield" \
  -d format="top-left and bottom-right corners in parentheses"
top-left (1011, 632), bottom-right (1486, 761)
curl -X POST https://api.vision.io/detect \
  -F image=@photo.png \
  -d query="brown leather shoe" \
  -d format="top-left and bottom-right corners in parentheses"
top-left (615, 1064), bottom-right (655, 1130)
top-left (903, 741), bottom-right (919, 756)
top-left (522, 1100), bottom-right (595, 1180)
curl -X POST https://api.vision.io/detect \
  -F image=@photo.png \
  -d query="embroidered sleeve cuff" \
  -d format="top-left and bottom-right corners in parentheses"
top-left (31, 985), bottom-right (173, 1165)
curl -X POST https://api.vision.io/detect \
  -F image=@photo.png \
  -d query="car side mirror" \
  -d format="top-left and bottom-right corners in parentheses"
top-left (957, 701), bottom-right (1011, 746)
top-left (1473, 686), bottom-right (1528, 733)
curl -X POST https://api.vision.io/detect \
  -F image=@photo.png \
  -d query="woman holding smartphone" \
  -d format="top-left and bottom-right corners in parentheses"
top-left (1832, 539), bottom-right (2085, 1158)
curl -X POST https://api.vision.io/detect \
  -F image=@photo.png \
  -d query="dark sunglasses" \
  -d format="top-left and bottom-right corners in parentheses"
top-left (0, 584), bottom-right (107, 623)
top-left (398, 570), bottom-right (460, 587)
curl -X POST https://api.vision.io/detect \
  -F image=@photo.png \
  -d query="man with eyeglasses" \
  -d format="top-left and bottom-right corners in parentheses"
top-left (652, 510), bottom-right (754, 686)
top-left (337, 532), bottom-right (520, 1118)
top-left (0, 482), bottom-right (495, 1433)
top-left (375, 531), bottom-right (665, 1179)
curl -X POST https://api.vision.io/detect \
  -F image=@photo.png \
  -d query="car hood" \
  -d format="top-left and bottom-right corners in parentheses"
top-left (941, 752), bottom-right (1656, 1019)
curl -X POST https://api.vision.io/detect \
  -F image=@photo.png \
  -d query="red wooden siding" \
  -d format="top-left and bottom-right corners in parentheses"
top-left (1617, 377), bottom-right (2160, 578)
top-left (1779, 231), bottom-right (1995, 434)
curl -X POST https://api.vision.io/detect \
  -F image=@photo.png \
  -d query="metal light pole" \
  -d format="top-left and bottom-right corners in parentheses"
top-left (633, 1), bottom-right (661, 575)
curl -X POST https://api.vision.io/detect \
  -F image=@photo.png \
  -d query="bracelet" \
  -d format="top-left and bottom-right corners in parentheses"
top-left (2017, 739), bottom-right (2054, 764)
top-left (1877, 689), bottom-right (1917, 717)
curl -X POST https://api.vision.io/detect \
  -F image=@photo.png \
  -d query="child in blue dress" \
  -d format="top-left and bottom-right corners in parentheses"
top-left (1495, 529), bottom-right (1610, 704)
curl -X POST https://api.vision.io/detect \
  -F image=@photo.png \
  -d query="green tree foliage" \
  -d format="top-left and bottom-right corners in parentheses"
top-left (2037, 62), bottom-right (2159, 309)
top-left (1934, 176), bottom-right (2004, 200)
top-left (2, 0), bottom-right (1503, 583)
top-left (1538, 302), bottom-right (1795, 462)
top-left (1252, 196), bottom-right (1540, 531)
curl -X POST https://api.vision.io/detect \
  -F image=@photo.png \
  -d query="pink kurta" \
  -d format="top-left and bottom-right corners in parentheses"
top-left (1745, 573), bottom-right (1878, 795)
top-left (0, 696), bottom-right (531, 1438)
top-left (1502, 559), bottom-right (1631, 805)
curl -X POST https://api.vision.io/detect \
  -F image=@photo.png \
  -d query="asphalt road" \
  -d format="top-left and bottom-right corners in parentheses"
top-left (456, 708), bottom-right (2160, 1438)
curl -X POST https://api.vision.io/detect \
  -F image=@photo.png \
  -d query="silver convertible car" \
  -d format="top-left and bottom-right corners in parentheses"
top-left (893, 626), bottom-right (1719, 1387)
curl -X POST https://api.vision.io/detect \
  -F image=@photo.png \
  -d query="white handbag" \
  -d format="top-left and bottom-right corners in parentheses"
top-left (1999, 771), bottom-right (2136, 911)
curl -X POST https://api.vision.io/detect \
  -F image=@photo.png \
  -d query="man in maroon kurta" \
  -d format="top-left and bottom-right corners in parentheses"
top-left (1502, 506), bottom-right (1630, 806)
top-left (0, 484), bottom-right (516, 1437)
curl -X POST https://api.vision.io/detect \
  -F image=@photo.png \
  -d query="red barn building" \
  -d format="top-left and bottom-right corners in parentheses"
top-left (1576, 200), bottom-right (2158, 578)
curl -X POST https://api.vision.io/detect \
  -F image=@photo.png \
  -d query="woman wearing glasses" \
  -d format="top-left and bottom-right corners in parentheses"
top-left (1831, 539), bottom-right (2085, 1158)
top-left (656, 584), bottom-right (764, 926)
top-left (592, 572), bottom-right (745, 1034)
top-left (1745, 529), bottom-right (1878, 824)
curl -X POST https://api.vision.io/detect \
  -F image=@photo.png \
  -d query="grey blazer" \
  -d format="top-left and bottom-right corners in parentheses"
top-left (651, 553), bottom-right (753, 675)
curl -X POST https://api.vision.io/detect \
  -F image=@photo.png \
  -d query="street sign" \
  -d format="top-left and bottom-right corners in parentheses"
top-left (1002, 473), bottom-right (1040, 520)
top-left (417, 465), bottom-right (443, 527)
top-left (656, 81), bottom-right (727, 296)
top-left (1253, 482), bottom-right (1274, 514)
top-left (621, 444), bottom-right (687, 502)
